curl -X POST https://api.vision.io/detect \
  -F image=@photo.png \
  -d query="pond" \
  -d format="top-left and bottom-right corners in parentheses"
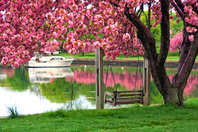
top-left (0, 65), bottom-right (198, 116)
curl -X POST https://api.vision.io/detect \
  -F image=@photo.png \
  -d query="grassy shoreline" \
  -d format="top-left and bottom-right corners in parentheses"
top-left (1, 98), bottom-right (198, 131)
top-left (56, 52), bottom-right (198, 62)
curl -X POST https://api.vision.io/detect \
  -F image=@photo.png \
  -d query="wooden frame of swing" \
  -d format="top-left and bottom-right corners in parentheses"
top-left (104, 57), bottom-right (144, 106)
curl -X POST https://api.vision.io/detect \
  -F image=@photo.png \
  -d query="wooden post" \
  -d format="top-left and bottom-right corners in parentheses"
top-left (95, 48), bottom-right (104, 109)
top-left (143, 58), bottom-right (150, 106)
top-left (143, 0), bottom-right (151, 106)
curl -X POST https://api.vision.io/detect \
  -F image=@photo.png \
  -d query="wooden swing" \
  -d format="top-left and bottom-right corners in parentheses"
top-left (104, 59), bottom-right (144, 106)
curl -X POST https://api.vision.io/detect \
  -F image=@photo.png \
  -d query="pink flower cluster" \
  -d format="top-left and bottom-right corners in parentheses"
top-left (45, 39), bottom-right (61, 53)
top-left (151, 2), bottom-right (162, 27)
top-left (183, 4), bottom-right (198, 42)
top-left (169, 32), bottom-right (183, 52)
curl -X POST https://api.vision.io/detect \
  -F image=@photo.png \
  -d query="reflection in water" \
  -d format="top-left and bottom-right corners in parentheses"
top-left (72, 70), bottom-right (143, 90)
top-left (63, 95), bottom-right (95, 110)
top-left (0, 66), bottom-right (14, 77)
top-left (0, 67), bottom-right (30, 91)
top-left (168, 74), bottom-right (198, 95)
top-left (0, 88), bottom-right (63, 116)
top-left (70, 69), bottom-right (198, 97)
top-left (28, 67), bottom-right (74, 83)
top-left (0, 66), bottom-right (198, 116)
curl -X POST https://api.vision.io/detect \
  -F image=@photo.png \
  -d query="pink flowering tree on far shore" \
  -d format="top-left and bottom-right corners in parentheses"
top-left (169, 32), bottom-right (183, 52)
top-left (0, 0), bottom-right (198, 106)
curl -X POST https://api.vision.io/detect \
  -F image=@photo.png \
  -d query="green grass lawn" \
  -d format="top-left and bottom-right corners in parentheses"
top-left (1, 98), bottom-right (198, 132)
top-left (56, 52), bottom-right (198, 62)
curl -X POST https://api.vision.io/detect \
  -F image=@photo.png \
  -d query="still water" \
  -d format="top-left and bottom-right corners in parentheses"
top-left (0, 66), bottom-right (198, 116)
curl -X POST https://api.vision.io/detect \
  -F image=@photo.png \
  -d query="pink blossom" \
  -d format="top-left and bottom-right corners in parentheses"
top-left (170, 32), bottom-right (183, 52)
top-left (93, 41), bottom-right (100, 49)
top-left (186, 26), bottom-right (197, 33)
top-left (46, 12), bottom-right (54, 19)
top-left (188, 35), bottom-right (194, 41)
top-left (123, 33), bottom-right (130, 41)
top-left (176, 19), bottom-right (180, 23)
top-left (169, 15), bottom-right (173, 19)
top-left (71, 4), bottom-right (78, 12)
top-left (68, 48), bottom-right (76, 55)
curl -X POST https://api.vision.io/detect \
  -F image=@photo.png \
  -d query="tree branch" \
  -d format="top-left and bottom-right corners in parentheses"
top-left (124, 6), bottom-right (163, 93)
top-left (157, 0), bottom-right (170, 65)
top-left (174, 0), bottom-right (184, 12)
top-left (170, 1), bottom-right (184, 19)
top-left (173, 32), bottom-right (198, 89)
top-left (109, 0), bottom-right (120, 7)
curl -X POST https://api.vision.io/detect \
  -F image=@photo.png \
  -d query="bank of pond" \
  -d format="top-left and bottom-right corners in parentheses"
top-left (0, 65), bottom-right (198, 116)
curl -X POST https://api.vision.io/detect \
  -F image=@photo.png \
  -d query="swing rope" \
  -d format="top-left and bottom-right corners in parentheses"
top-left (104, 59), bottom-right (117, 92)
top-left (138, 57), bottom-right (144, 93)
top-left (104, 61), bottom-right (109, 92)
top-left (134, 58), bottom-right (139, 90)
top-left (110, 60), bottom-right (117, 92)
top-left (105, 58), bottom-right (143, 92)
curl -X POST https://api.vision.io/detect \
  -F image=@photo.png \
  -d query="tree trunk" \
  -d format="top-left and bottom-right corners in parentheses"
top-left (124, 0), bottom-right (198, 106)
top-left (172, 29), bottom-right (198, 105)
top-left (154, 60), bottom-right (182, 105)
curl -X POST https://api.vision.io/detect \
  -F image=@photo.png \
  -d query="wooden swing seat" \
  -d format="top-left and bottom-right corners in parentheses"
top-left (104, 89), bottom-right (144, 106)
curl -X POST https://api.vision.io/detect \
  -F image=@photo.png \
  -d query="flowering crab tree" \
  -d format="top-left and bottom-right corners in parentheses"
top-left (0, 0), bottom-right (197, 106)
top-left (169, 32), bottom-right (183, 52)
top-left (0, 0), bottom-right (143, 68)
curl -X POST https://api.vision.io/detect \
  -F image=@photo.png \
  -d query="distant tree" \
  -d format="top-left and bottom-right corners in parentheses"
top-left (169, 32), bottom-right (183, 52)
top-left (141, 11), bottom-right (183, 48)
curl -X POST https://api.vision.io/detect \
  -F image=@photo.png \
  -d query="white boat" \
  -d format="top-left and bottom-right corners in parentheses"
top-left (28, 67), bottom-right (74, 83)
top-left (28, 56), bottom-right (74, 68)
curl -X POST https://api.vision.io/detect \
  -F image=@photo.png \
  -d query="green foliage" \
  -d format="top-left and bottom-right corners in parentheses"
top-left (170, 13), bottom-right (183, 37)
top-left (140, 11), bottom-right (183, 47)
top-left (140, 11), bottom-right (161, 46)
